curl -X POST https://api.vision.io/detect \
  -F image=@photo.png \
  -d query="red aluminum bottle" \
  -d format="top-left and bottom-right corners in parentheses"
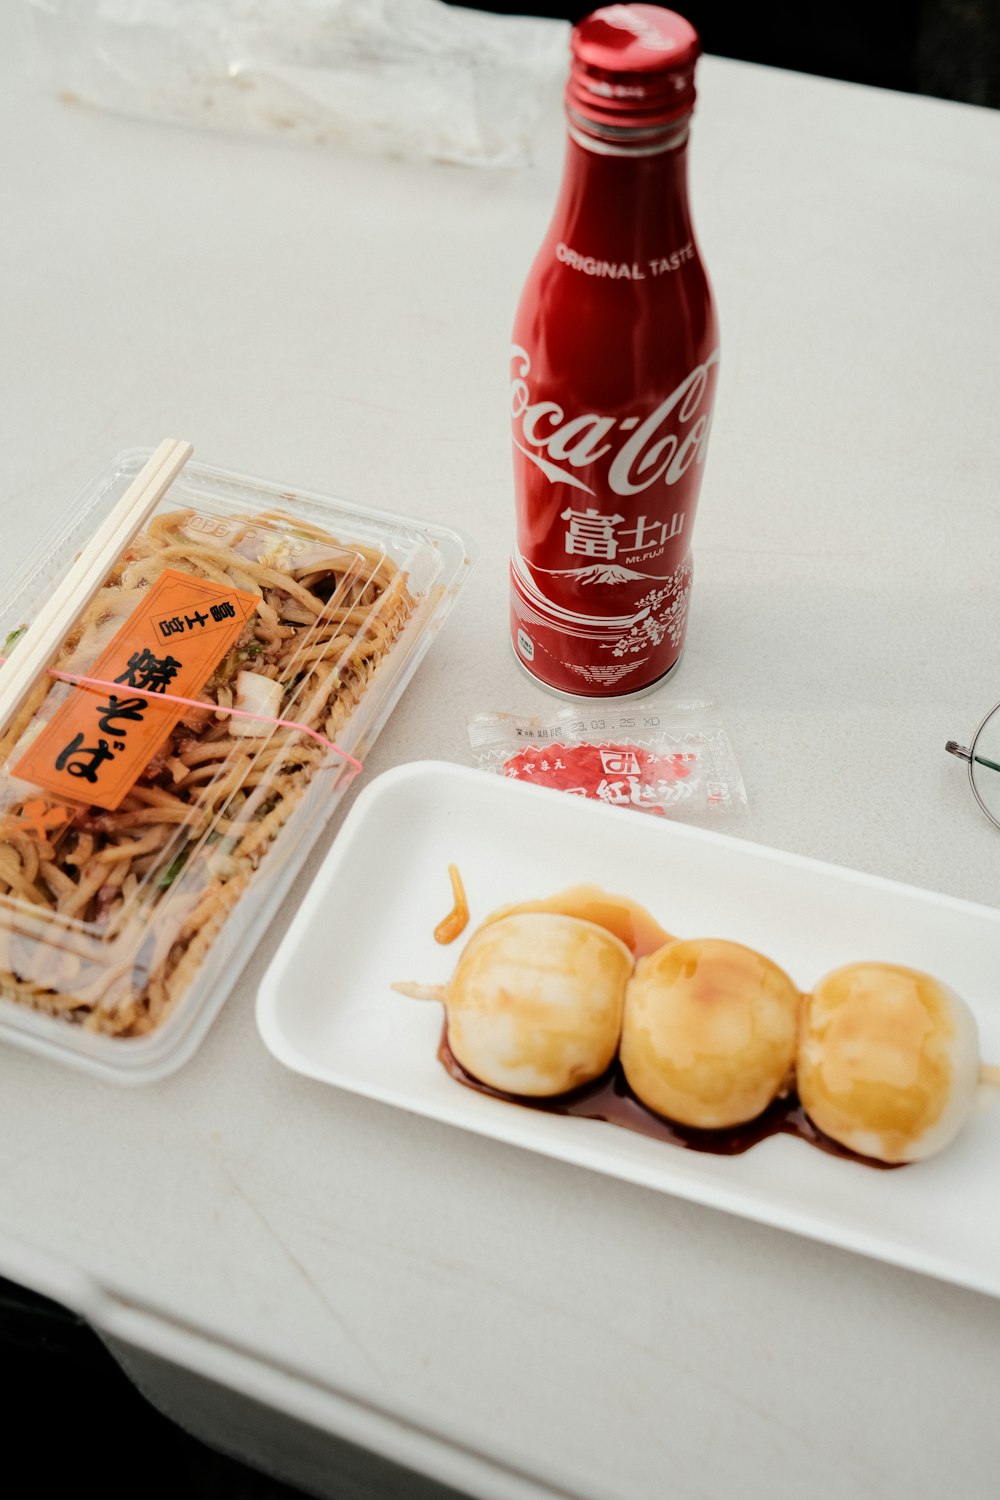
top-left (510, 3), bottom-right (719, 697)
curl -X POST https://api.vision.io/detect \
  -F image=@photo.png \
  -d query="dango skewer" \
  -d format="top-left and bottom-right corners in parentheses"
top-left (393, 910), bottom-right (633, 1097)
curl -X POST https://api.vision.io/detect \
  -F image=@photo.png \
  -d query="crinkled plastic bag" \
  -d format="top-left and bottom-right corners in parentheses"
top-left (468, 695), bottom-right (748, 819)
top-left (22, 0), bottom-right (568, 167)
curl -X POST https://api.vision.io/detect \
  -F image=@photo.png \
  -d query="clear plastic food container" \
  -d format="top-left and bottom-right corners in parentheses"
top-left (0, 449), bottom-right (474, 1082)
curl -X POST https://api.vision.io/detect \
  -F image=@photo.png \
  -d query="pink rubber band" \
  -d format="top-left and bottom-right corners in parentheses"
top-left (0, 656), bottom-right (363, 777)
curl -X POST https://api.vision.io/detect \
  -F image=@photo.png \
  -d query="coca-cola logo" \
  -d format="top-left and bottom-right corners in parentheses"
top-left (510, 345), bottom-right (718, 497)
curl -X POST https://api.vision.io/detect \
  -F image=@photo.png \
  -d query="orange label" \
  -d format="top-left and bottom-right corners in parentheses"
top-left (14, 568), bottom-right (260, 811)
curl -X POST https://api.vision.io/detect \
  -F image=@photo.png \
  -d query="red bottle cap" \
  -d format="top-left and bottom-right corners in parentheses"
top-left (567, 5), bottom-right (701, 133)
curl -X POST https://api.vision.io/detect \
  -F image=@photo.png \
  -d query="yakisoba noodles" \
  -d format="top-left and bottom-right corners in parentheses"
top-left (0, 508), bottom-right (414, 1036)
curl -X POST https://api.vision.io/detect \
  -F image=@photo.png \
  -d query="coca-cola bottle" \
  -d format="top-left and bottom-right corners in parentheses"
top-left (510, 3), bottom-right (718, 697)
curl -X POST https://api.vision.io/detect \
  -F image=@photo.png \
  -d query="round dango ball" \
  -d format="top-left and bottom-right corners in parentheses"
top-left (797, 962), bottom-right (981, 1163)
top-left (620, 938), bottom-right (801, 1129)
top-left (397, 912), bottom-right (633, 1097)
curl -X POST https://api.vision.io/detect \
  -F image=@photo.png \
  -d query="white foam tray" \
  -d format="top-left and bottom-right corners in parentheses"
top-left (257, 761), bottom-right (1000, 1298)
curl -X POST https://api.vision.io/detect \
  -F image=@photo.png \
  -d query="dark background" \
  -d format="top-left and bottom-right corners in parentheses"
top-left (6, 4), bottom-right (998, 1499)
top-left (466, 0), bottom-right (1000, 108)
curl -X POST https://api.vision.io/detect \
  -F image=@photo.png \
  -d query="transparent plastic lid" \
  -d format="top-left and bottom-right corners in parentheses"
top-left (0, 450), bottom-right (474, 1079)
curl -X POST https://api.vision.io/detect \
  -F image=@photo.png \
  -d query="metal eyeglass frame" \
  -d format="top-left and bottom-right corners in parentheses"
top-left (946, 702), bottom-right (1000, 831)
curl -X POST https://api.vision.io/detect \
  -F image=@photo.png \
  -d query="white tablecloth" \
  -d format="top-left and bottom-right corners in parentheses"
top-left (2, 10), bottom-right (1000, 1498)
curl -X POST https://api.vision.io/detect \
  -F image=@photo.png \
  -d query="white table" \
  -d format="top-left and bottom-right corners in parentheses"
top-left (2, 10), bottom-right (1000, 1499)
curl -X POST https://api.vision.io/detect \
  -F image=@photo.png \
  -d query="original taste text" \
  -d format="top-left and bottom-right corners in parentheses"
top-left (556, 241), bottom-right (695, 280)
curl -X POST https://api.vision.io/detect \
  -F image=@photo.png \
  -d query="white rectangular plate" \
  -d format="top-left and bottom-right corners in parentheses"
top-left (257, 761), bottom-right (1000, 1297)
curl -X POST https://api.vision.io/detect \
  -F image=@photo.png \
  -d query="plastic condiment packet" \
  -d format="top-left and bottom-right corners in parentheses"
top-left (467, 695), bottom-right (747, 818)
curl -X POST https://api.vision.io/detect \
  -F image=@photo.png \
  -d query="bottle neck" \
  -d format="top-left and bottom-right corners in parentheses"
top-left (551, 115), bottom-right (695, 256)
top-left (565, 109), bottom-right (691, 160)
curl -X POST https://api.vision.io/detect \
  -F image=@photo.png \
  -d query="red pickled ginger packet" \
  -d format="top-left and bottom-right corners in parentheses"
top-left (467, 696), bottom-right (746, 818)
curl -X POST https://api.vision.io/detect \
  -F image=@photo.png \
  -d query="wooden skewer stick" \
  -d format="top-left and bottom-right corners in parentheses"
top-left (391, 982), bottom-right (446, 1003)
top-left (979, 1064), bottom-right (1000, 1088)
top-left (0, 439), bottom-right (193, 734)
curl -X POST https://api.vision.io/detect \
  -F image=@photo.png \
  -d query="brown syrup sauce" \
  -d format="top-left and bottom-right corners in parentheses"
top-left (436, 884), bottom-right (901, 1169)
top-left (481, 885), bottom-right (672, 961)
top-left (438, 1032), bottom-right (900, 1167)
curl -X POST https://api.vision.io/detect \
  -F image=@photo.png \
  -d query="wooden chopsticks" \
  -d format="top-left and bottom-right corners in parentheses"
top-left (0, 439), bottom-right (194, 734)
